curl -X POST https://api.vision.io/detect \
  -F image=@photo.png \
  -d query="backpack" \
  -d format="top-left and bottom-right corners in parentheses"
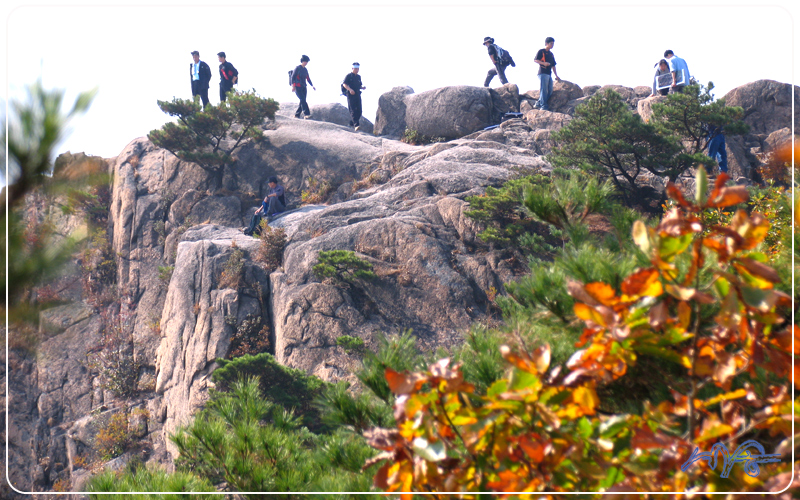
top-left (288, 70), bottom-right (294, 86)
top-left (341, 82), bottom-right (348, 96)
top-left (494, 44), bottom-right (516, 67)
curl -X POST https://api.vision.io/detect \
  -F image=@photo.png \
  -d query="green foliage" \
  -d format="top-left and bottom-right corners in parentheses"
top-left (523, 168), bottom-right (616, 231)
top-left (95, 413), bottom-right (132, 461)
top-left (355, 330), bottom-right (423, 404)
top-left (336, 335), bottom-right (366, 355)
top-left (212, 353), bottom-right (327, 430)
top-left (549, 84), bottom-right (749, 205)
top-left (548, 89), bottom-right (679, 204)
top-left (255, 221), bottom-right (287, 272)
top-left (88, 464), bottom-right (216, 499)
top-left (464, 174), bottom-right (550, 248)
top-left (147, 89), bottom-right (278, 184)
top-left (649, 82), bottom-right (749, 166)
top-left (315, 382), bottom-right (393, 433)
top-left (218, 242), bottom-right (245, 289)
top-left (157, 265), bottom-right (174, 284)
top-left (313, 250), bottom-right (376, 285)
top-left (401, 127), bottom-right (446, 145)
top-left (170, 377), bottom-right (377, 496)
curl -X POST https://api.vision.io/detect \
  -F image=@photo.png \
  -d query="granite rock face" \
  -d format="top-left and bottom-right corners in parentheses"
top-left (7, 79), bottom-right (797, 492)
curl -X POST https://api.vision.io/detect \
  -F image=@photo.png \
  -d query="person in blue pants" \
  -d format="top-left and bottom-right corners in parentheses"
top-left (533, 37), bottom-right (561, 111)
top-left (707, 126), bottom-right (728, 174)
top-left (243, 177), bottom-right (286, 236)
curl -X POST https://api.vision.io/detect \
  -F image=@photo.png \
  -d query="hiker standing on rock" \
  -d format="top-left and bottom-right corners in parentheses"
top-left (290, 55), bottom-right (316, 119)
top-left (190, 51), bottom-right (212, 109)
top-left (217, 52), bottom-right (238, 102)
top-left (664, 50), bottom-right (690, 94)
top-left (483, 36), bottom-right (515, 87)
top-left (533, 37), bottom-right (560, 111)
top-left (343, 62), bottom-right (366, 131)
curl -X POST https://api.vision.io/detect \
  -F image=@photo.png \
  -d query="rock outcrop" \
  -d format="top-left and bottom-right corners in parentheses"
top-left (6, 78), bottom-right (797, 494)
top-left (277, 101), bottom-right (375, 134)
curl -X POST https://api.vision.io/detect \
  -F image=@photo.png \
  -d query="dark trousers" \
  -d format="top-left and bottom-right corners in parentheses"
top-left (295, 86), bottom-right (310, 117)
top-left (191, 80), bottom-right (210, 108)
top-left (245, 213), bottom-right (264, 235)
top-left (484, 62), bottom-right (509, 87)
top-left (347, 93), bottom-right (362, 127)
top-left (220, 82), bottom-right (233, 102)
top-left (707, 135), bottom-right (728, 173)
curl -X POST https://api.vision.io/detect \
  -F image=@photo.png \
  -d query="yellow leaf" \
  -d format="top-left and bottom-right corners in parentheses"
top-left (573, 386), bottom-right (599, 413)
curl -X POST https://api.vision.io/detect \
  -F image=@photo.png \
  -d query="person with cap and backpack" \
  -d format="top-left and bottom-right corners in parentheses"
top-left (342, 62), bottom-right (366, 131)
top-left (483, 36), bottom-right (516, 87)
top-left (242, 176), bottom-right (286, 236)
top-left (290, 55), bottom-right (316, 119)
top-left (190, 51), bottom-right (212, 109)
top-left (217, 52), bottom-right (238, 102)
top-left (533, 37), bottom-right (561, 111)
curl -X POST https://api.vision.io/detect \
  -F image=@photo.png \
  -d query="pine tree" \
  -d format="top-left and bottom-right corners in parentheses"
top-left (148, 89), bottom-right (279, 188)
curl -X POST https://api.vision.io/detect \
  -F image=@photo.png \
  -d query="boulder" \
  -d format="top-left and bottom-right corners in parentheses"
top-left (524, 109), bottom-right (573, 131)
top-left (521, 80), bottom-right (582, 114)
top-left (637, 94), bottom-right (669, 123)
top-left (583, 85), bottom-right (601, 97)
top-left (277, 102), bottom-right (375, 134)
top-left (405, 86), bottom-right (495, 140)
top-left (723, 80), bottom-right (799, 135)
top-left (597, 85), bottom-right (640, 109)
top-left (489, 83), bottom-right (521, 115)
top-left (374, 86), bottom-right (414, 137)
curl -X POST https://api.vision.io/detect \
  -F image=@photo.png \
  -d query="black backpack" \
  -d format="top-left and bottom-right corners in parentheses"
top-left (494, 44), bottom-right (516, 67)
top-left (341, 82), bottom-right (348, 96)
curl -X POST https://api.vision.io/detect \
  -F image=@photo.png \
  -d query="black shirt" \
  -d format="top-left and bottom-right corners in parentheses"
top-left (343, 72), bottom-right (362, 95)
top-left (219, 61), bottom-right (238, 84)
top-left (487, 44), bottom-right (498, 62)
top-left (535, 48), bottom-right (556, 75)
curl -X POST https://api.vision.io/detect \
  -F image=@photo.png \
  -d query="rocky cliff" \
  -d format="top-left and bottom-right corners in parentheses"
top-left (4, 79), bottom-right (796, 495)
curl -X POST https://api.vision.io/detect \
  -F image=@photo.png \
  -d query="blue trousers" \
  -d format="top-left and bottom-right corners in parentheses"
top-left (538, 74), bottom-right (553, 110)
top-left (707, 135), bottom-right (728, 173)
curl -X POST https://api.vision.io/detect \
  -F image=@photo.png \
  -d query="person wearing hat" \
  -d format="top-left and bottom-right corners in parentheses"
top-left (189, 51), bottom-right (212, 109)
top-left (483, 36), bottom-right (511, 87)
top-left (217, 52), bottom-right (238, 102)
top-left (290, 55), bottom-right (316, 119)
top-left (243, 176), bottom-right (286, 235)
top-left (342, 62), bottom-right (366, 130)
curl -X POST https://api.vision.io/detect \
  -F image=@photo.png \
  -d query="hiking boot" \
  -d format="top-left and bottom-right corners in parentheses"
top-left (354, 125), bottom-right (361, 131)
top-left (303, 114), bottom-right (312, 120)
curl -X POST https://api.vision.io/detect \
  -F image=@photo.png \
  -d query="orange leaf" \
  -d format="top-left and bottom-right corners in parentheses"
top-left (666, 182), bottom-right (691, 207)
top-left (572, 386), bottom-right (599, 414)
top-left (631, 425), bottom-right (673, 450)
top-left (677, 301), bottom-right (691, 329)
top-left (584, 282), bottom-right (618, 306)
top-left (385, 368), bottom-right (426, 395)
top-left (708, 186), bottom-right (749, 208)
top-left (518, 435), bottom-right (545, 463)
top-left (621, 268), bottom-right (662, 297)
top-left (567, 279), bottom-right (599, 305)
top-left (574, 303), bottom-right (608, 327)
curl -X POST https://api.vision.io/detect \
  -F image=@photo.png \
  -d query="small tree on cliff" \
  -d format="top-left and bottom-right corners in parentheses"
top-left (148, 89), bottom-right (279, 187)
top-left (548, 83), bottom-right (748, 206)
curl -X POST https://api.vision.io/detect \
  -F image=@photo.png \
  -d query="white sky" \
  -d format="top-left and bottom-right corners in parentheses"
top-left (2, 0), bottom-right (797, 160)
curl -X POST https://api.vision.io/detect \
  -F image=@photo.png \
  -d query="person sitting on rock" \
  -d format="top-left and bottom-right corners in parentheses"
top-left (243, 176), bottom-right (286, 236)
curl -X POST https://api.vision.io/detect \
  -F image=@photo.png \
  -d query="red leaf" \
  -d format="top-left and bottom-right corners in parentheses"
top-left (709, 186), bottom-right (749, 208)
